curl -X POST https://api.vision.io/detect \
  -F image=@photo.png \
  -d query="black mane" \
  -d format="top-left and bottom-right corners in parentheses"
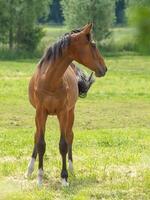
top-left (38, 28), bottom-right (83, 68)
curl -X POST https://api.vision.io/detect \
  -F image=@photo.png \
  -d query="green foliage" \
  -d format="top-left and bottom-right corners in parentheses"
top-left (115, 0), bottom-right (126, 25)
top-left (127, 0), bottom-right (150, 53)
top-left (0, 0), bottom-right (51, 52)
top-left (0, 0), bottom-right (9, 44)
top-left (48, 0), bottom-right (64, 24)
top-left (128, 0), bottom-right (150, 6)
top-left (16, 26), bottom-right (44, 52)
top-left (100, 27), bottom-right (138, 53)
top-left (61, 0), bottom-right (116, 41)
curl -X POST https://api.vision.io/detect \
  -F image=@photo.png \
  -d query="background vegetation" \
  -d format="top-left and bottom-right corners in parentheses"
top-left (0, 0), bottom-right (51, 53)
top-left (61, 0), bottom-right (115, 42)
top-left (127, 0), bottom-right (150, 53)
top-left (0, 0), bottom-right (149, 58)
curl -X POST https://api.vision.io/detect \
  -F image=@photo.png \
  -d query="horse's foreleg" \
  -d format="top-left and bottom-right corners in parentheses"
top-left (59, 135), bottom-right (68, 186)
top-left (35, 108), bottom-right (47, 186)
top-left (67, 108), bottom-right (74, 173)
top-left (26, 143), bottom-right (37, 177)
top-left (26, 107), bottom-right (47, 186)
top-left (68, 143), bottom-right (73, 173)
top-left (58, 111), bottom-right (69, 186)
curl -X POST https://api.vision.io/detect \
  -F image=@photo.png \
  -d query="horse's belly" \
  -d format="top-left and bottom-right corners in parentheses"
top-left (44, 90), bottom-right (77, 115)
top-left (44, 95), bottom-right (67, 115)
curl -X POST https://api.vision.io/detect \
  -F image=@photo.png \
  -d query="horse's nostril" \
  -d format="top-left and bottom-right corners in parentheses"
top-left (105, 67), bottom-right (108, 72)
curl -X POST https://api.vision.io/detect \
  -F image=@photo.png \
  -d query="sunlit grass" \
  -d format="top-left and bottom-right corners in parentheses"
top-left (0, 55), bottom-right (150, 199)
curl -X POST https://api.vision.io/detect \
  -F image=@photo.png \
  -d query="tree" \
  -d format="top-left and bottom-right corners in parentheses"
top-left (115, 0), bottom-right (126, 25)
top-left (127, 0), bottom-right (150, 53)
top-left (48, 0), bottom-right (64, 24)
top-left (0, 1), bottom-right (7, 45)
top-left (15, 0), bottom-right (51, 51)
top-left (0, 0), bottom-right (18, 49)
top-left (61, 0), bottom-right (116, 42)
top-left (0, 0), bottom-right (51, 52)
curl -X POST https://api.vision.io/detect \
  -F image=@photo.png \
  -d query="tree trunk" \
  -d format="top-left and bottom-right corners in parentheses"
top-left (9, 0), bottom-right (13, 50)
top-left (9, 26), bottom-right (13, 50)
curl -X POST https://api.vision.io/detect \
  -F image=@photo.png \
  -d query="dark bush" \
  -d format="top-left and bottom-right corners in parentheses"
top-left (16, 26), bottom-right (44, 52)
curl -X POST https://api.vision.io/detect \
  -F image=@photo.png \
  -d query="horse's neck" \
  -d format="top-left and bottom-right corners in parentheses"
top-left (44, 55), bottom-right (72, 90)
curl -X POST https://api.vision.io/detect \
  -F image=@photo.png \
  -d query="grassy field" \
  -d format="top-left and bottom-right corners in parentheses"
top-left (0, 54), bottom-right (150, 200)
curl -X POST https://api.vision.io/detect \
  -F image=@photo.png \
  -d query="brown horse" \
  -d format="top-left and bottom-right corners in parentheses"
top-left (26, 23), bottom-right (107, 186)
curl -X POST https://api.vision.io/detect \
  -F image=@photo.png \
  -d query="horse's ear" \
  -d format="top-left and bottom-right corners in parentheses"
top-left (82, 23), bottom-right (93, 34)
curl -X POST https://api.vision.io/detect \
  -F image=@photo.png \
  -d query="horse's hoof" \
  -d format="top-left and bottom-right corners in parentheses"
top-left (25, 158), bottom-right (35, 178)
top-left (37, 169), bottom-right (43, 187)
top-left (37, 176), bottom-right (43, 187)
top-left (24, 168), bottom-right (33, 178)
top-left (24, 172), bottom-right (28, 179)
top-left (68, 160), bottom-right (73, 173)
top-left (25, 167), bottom-right (34, 178)
top-left (61, 178), bottom-right (69, 187)
top-left (37, 178), bottom-right (43, 187)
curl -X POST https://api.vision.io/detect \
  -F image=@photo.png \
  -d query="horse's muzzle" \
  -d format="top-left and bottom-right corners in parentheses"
top-left (95, 67), bottom-right (107, 77)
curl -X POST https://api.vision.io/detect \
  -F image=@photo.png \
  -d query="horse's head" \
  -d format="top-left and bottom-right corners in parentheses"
top-left (69, 23), bottom-right (107, 77)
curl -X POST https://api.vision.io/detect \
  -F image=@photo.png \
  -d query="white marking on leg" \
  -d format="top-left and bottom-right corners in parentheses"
top-left (25, 158), bottom-right (35, 178)
top-left (61, 178), bottom-right (69, 187)
top-left (68, 160), bottom-right (73, 173)
top-left (37, 168), bottom-right (43, 187)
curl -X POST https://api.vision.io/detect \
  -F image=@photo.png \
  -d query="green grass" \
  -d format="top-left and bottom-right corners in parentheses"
top-left (0, 55), bottom-right (150, 200)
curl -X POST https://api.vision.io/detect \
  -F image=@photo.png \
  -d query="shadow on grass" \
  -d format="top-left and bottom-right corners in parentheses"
top-left (42, 173), bottom-right (100, 195)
